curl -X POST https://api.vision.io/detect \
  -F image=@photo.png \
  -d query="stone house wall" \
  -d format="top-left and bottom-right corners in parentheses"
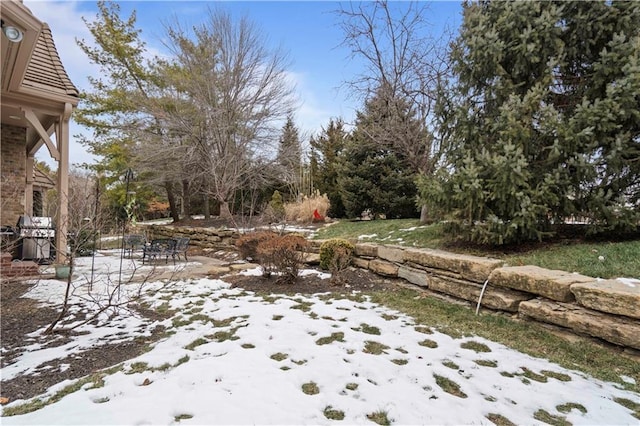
top-left (1, 124), bottom-right (26, 226)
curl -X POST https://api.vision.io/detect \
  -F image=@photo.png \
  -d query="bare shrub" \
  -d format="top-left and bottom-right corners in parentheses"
top-left (319, 239), bottom-right (355, 285)
top-left (257, 234), bottom-right (309, 284)
top-left (236, 231), bottom-right (279, 261)
top-left (284, 191), bottom-right (330, 223)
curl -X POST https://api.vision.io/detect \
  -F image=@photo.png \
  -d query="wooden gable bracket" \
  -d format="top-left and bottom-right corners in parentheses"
top-left (21, 106), bottom-right (60, 161)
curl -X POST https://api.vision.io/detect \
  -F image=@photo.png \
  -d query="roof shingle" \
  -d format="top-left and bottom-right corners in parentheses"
top-left (23, 23), bottom-right (79, 98)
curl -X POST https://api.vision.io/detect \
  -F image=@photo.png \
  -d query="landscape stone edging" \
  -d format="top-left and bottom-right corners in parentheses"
top-left (347, 240), bottom-right (639, 351)
top-left (145, 226), bottom-right (640, 351)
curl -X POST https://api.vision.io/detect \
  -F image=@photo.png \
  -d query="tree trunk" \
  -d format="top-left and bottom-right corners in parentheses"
top-left (182, 180), bottom-right (191, 218)
top-left (219, 200), bottom-right (232, 219)
top-left (203, 193), bottom-right (210, 219)
top-left (165, 182), bottom-right (180, 222)
top-left (420, 204), bottom-right (429, 224)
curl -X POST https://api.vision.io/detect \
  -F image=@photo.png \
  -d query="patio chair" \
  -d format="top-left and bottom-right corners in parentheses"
top-left (123, 234), bottom-right (147, 258)
top-left (173, 237), bottom-right (190, 262)
top-left (142, 238), bottom-right (176, 264)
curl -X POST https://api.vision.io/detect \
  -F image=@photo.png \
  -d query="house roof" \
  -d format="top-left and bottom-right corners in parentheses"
top-left (23, 23), bottom-right (79, 98)
top-left (1, 0), bottom-right (79, 128)
top-left (33, 166), bottom-right (55, 189)
top-left (1, 0), bottom-right (79, 158)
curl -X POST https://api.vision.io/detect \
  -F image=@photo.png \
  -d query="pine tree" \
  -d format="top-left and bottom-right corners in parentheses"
top-left (310, 118), bottom-right (348, 218)
top-left (426, 1), bottom-right (640, 244)
top-left (75, 1), bottom-right (169, 220)
top-left (276, 115), bottom-right (303, 199)
top-left (338, 86), bottom-right (419, 219)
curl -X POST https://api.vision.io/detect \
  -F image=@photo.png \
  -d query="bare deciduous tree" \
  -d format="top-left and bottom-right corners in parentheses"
top-left (154, 8), bottom-right (297, 220)
top-left (336, 0), bottom-right (452, 222)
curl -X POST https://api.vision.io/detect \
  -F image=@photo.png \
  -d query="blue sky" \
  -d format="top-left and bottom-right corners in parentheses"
top-left (25, 1), bottom-right (462, 166)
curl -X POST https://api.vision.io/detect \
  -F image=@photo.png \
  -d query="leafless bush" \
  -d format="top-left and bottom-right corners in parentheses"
top-left (236, 231), bottom-right (280, 261)
top-left (257, 234), bottom-right (309, 284)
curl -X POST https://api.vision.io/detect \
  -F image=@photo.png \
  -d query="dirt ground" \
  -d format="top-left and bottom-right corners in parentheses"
top-left (0, 248), bottom-right (399, 404)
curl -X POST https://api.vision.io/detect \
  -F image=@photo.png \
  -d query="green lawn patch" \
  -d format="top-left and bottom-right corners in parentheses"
top-left (485, 413), bottom-right (516, 426)
top-left (353, 323), bottom-right (381, 335)
top-left (270, 352), bottom-right (288, 362)
top-left (324, 406), bottom-right (345, 420)
top-left (366, 410), bottom-right (392, 425)
top-left (556, 402), bottom-right (587, 414)
top-left (363, 340), bottom-right (389, 355)
top-left (474, 359), bottom-right (498, 368)
top-left (434, 374), bottom-right (467, 398)
top-left (442, 360), bottom-right (459, 370)
top-left (418, 339), bottom-right (438, 348)
top-left (302, 382), bottom-right (319, 395)
top-left (533, 409), bottom-right (570, 426)
top-left (316, 332), bottom-right (345, 345)
top-left (460, 341), bottom-right (491, 353)
top-left (345, 382), bottom-right (359, 391)
top-left (369, 288), bottom-right (640, 394)
top-left (184, 338), bottom-right (208, 351)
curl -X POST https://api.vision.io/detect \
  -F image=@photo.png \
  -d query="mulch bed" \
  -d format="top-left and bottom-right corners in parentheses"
top-left (225, 267), bottom-right (403, 294)
top-left (0, 279), bottom-right (170, 404)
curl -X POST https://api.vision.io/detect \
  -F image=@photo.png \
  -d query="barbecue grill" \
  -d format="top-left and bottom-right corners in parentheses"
top-left (16, 216), bottom-right (55, 263)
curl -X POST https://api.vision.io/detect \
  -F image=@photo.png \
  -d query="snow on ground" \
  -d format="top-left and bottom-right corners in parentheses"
top-left (1, 252), bottom-right (639, 425)
top-left (618, 278), bottom-right (639, 288)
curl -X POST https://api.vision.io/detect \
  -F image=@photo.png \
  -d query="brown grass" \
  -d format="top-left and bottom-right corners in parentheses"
top-left (284, 192), bottom-right (330, 223)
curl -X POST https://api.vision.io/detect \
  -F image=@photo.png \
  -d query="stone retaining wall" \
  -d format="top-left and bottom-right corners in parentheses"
top-left (145, 225), bottom-right (240, 250)
top-left (143, 225), bottom-right (640, 351)
top-left (311, 240), bottom-right (640, 351)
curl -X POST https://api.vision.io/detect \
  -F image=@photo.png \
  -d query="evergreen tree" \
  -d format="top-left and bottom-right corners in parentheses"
top-left (424, 1), bottom-right (640, 244)
top-left (309, 118), bottom-right (347, 218)
top-left (75, 1), bottom-right (170, 220)
top-left (338, 86), bottom-right (419, 219)
top-left (276, 115), bottom-right (303, 199)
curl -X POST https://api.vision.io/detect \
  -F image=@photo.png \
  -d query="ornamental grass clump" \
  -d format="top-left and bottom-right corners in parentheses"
top-left (284, 191), bottom-right (330, 223)
top-left (319, 238), bottom-right (355, 285)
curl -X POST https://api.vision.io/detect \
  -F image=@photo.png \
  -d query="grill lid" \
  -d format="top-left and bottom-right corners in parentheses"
top-left (16, 216), bottom-right (54, 229)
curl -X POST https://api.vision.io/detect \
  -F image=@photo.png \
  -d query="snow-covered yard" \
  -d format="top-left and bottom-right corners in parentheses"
top-left (1, 251), bottom-right (639, 425)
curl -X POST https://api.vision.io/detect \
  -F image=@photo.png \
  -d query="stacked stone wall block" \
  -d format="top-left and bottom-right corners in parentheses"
top-left (404, 261), bottom-right (463, 281)
top-left (303, 253), bottom-right (320, 265)
top-left (146, 225), bottom-right (239, 249)
top-left (368, 258), bottom-right (399, 277)
top-left (519, 299), bottom-right (640, 350)
top-left (352, 257), bottom-right (370, 269)
top-left (397, 265), bottom-right (430, 288)
top-left (489, 266), bottom-right (595, 302)
top-left (377, 245), bottom-right (405, 263)
top-left (430, 276), bottom-right (531, 312)
top-left (403, 248), bottom-right (503, 283)
top-left (571, 280), bottom-right (640, 320)
top-left (354, 242), bottom-right (378, 258)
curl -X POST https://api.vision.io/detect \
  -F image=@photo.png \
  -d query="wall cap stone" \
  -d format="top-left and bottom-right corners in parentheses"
top-left (571, 279), bottom-right (640, 320)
